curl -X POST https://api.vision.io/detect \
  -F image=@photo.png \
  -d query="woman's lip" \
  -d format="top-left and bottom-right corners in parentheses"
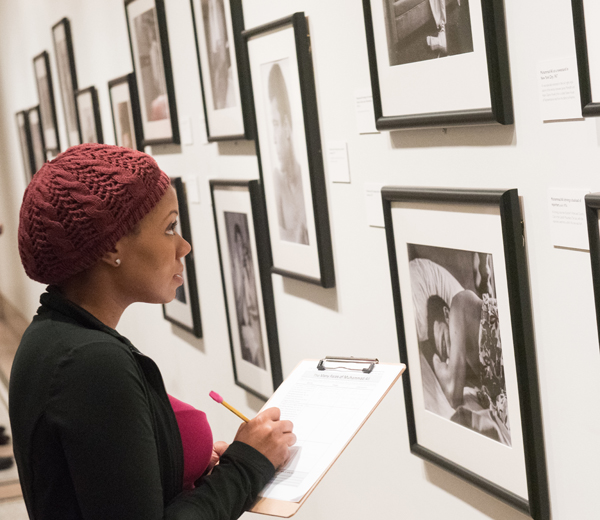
top-left (174, 273), bottom-right (184, 283)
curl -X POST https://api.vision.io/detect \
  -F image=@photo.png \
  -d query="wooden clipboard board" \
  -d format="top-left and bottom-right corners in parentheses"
top-left (249, 357), bottom-right (406, 517)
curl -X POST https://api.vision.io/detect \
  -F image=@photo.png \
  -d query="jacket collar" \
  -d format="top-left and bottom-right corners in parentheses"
top-left (39, 286), bottom-right (141, 354)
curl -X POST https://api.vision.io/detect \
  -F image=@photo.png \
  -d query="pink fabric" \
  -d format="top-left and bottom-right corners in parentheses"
top-left (168, 395), bottom-right (213, 490)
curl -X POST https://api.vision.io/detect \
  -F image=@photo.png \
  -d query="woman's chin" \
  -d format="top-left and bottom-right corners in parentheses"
top-left (163, 290), bottom-right (179, 305)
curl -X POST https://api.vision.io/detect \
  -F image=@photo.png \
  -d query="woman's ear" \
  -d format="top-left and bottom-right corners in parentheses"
top-left (100, 246), bottom-right (122, 268)
top-left (443, 305), bottom-right (450, 322)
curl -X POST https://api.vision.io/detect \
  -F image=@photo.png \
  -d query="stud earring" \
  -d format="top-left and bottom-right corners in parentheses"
top-left (115, 259), bottom-right (121, 266)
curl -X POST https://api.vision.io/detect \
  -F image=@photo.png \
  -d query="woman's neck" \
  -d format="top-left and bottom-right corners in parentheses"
top-left (58, 270), bottom-right (128, 330)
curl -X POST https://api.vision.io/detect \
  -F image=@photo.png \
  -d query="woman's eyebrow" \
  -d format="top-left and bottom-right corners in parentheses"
top-left (163, 210), bottom-right (179, 221)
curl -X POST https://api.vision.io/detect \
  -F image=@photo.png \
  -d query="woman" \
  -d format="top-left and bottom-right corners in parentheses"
top-left (426, 285), bottom-right (510, 445)
top-left (10, 143), bottom-right (295, 519)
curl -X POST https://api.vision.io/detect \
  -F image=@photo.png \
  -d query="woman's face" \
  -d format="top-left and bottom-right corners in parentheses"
top-left (115, 186), bottom-right (191, 305)
top-left (271, 98), bottom-right (293, 166)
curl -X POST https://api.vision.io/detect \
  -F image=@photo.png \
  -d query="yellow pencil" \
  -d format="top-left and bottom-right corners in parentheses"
top-left (209, 391), bottom-right (250, 422)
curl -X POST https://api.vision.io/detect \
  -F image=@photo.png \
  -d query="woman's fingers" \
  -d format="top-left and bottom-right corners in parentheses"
top-left (233, 407), bottom-right (295, 469)
top-left (286, 432), bottom-right (297, 446)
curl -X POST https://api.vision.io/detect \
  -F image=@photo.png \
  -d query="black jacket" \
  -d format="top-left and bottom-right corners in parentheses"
top-left (9, 288), bottom-right (274, 519)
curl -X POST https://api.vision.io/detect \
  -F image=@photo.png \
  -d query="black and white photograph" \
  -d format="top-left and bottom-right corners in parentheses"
top-left (118, 101), bottom-right (134, 148)
top-left (162, 178), bottom-right (202, 337)
top-left (191, 0), bottom-right (251, 140)
top-left (261, 59), bottom-right (308, 245)
top-left (26, 106), bottom-right (46, 173)
top-left (211, 180), bottom-right (282, 400)
top-left (52, 18), bottom-right (80, 146)
top-left (383, 0), bottom-right (473, 66)
top-left (76, 86), bottom-right (103, 144)
top-left (125, 0), bottom-right (179, 145)
top-left (225, 211), bottom-right (266, 369)
top-left (33, 51), bottom-right (60, 154)
top-left (572, 0), bottom-right (600, 116)
top-left (16, 110), bottom-right (34, 183)
top-left (202, 0), bottom-right (233, 110)
top-left (109, 73), bottom-right (144, 151)
top-left (383, 187), bottom-right (548, 518)
top-left (407, 244), bottom-right (509, 446)
top-left (363, 0), bottom-right (513, 128)
top-left (134, 8), bottom-right (168, 122)
top-left (243, 13), bottom-right (334, 287)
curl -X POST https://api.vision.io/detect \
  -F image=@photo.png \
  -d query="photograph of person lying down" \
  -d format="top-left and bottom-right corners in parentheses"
top-left (407, 243), bottom-right (510, 446)
top-left (383, 0), bottom-right (474, 65)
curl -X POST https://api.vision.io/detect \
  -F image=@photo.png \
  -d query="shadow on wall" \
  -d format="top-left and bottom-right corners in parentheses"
top-left (151, 138), bottom-right (256, 158)
top-left (244, 390), bottom-right (268, 414)
top-left (171, 323), bottom-right (205, 354)
top-left (424, 462), bottom-right (531, 519)
top-left (217, 140), bottom-right (256, 157)
top-left (281, 276), bottom-right (338, 313)
top-left (149, 143), bottom-right (182, 156)
top-left (389, 123), bottom-right (516, 149)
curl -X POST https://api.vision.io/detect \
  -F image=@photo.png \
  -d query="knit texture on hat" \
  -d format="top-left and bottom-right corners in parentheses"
top-left (19, 143), bottom-right (170, 285)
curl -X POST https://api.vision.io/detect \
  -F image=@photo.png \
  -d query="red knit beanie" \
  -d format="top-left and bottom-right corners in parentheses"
top-left (19, 143), bottom-right (170, 285)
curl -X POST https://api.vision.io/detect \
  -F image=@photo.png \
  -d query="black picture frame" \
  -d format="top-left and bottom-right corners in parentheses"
top-left (108, 73), bottom-right (145, 151)
top-left (25, 105), bottom-right (47, 173)
top-left (76, 86), bottom-right (104, 144)
top-left (210, 179), bottom-right (283, 400)
top-left (125, 0), bottom-right (180, 146)
top-left (190, 0), bottom-right (254, 141)
top-left (52, 17), bottom-right (81, 146)
top-left (585, 194), bottom-right (600, 339)
top-left (363, 0), bottom-right (513, 129)
top-left (162, 177), bottom-right (203, 338)
top-left (33, 50), bottom-right (61, 154)
top-left (572, 0), bottom-right (600, 116)
top-left (16, 110), bottom-right (35, 183)
top-left (243, 13), bottom-right (335, 288)
top-left (382, 187), bottom-right (548, 519)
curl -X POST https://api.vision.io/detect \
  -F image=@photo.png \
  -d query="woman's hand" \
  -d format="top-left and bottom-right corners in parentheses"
top-left (207, 441), bottom-right (229, 473)
top-left (233, 407), bottom-right (296, 470)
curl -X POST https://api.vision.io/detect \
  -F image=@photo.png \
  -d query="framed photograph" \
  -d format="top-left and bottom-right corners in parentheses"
top-left (33, 51), bottom-right (60, 154)
top-left (572, 1), bottom-right (600, 116)
top-left (363, 0), bottom-right (513, 129)
top-left (243, 13), bottom-right (335, 288)
top-left (190, 0), bottom-right (252, 140)
top-left (76, 86), bottom-right (103, 144)
top-left (25, 106), bottom-right (46, 173)
top-left (16, 110), bottom-right (35, 183)
top-left (52, 17), bottom-right (81, 146)
top-left (108, 73), bottom-right (144, 151)
top-left (382, 187), bottom-right (549, 518)
top-left (125, 0), bottom-right (179, 145)
top-left (210, 179), bottom-right (283, 400)
top-left (162, 177), bottom-right (202, 338)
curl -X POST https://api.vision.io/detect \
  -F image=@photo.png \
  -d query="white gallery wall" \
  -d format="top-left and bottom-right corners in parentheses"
top-left (0, 0), bottom-right (597, 518)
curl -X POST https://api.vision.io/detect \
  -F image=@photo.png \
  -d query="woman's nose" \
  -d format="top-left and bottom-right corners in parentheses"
top-left (178, 236), bottom-right (192, 258)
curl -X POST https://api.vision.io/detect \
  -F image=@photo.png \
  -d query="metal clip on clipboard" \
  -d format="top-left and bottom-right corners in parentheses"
top-left (316, 356), bottom-right (379, 374)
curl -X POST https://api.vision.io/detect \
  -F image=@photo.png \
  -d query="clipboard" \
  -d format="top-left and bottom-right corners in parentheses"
top-left (249, 357), bottom-right (405, 517)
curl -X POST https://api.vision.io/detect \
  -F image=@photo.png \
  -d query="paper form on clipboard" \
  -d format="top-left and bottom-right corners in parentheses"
top-left (251, 358), bottom-right (404, 515)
